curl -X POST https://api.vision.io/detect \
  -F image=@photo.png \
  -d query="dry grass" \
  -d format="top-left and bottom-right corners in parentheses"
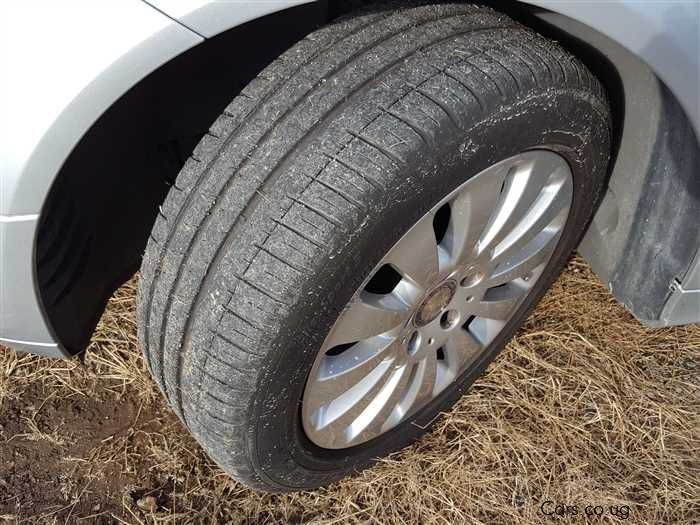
top-left (1, 256), bottom-right (698, 524)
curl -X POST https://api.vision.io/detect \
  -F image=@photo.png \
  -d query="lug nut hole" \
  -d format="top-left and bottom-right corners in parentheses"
top-left (440, 310), bottom-right (459, 330)
top-left (407, 331), bottom-right (421, 355)
top-left (460, 268), bottom-right (484, 288)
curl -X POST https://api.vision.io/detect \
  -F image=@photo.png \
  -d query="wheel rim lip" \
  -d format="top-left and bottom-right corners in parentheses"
top-left (302, 149), bottom-right (574, 449)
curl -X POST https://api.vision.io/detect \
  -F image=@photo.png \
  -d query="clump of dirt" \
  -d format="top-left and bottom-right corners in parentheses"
top-left (1, 259), bottom-right (698, 523)
top-left (1, 381), bottom-right (157, 518)
top-left (0, 280), bottom-right (190, 523)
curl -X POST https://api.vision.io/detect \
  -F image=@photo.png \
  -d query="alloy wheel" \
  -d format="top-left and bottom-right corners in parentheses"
top-left (302, 150), bottom-right (573, 449)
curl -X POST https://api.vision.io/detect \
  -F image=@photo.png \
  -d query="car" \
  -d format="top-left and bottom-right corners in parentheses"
top-left (1, 0), bottom-right (698, 492)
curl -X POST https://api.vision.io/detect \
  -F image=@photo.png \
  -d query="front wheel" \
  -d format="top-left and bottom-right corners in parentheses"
top-left (137, 2), bottom-right (611, 492)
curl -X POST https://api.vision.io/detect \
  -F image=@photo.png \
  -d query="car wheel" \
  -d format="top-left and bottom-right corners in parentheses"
top-left (137, 2), bottom-right (611, 491)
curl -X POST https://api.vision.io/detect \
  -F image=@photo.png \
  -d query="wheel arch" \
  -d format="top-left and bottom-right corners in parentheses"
top-left (515, 3), bottom-right (700, 326)
top-left (34, 2), bottom-right (328, 354)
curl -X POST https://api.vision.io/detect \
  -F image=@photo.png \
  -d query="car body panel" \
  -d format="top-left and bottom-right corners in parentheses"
top-left (525, 1), bottom-right (700, 325)
top-left (661, 251), bottom-right (700, 325)
top-left (0, 1), bottom-right (202, 216)
top-left (523, 0), bottom-right (699, 137)
top-left (146, 0), bottom-right (315, 38)
top-left (0, 1), bottom-right (203, 355)
top-left (0, 215), bottom-right (62, 356)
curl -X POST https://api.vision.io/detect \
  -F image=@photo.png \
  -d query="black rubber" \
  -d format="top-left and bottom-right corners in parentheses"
top-left (137, 2), bottom-right (611, 491)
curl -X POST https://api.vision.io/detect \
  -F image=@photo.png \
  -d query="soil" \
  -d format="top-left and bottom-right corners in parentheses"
top-left (0, 379), bottom-right (182, 522)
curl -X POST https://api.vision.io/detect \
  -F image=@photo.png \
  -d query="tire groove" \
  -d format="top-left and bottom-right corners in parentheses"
top-left (313, 176), bottom-right (365, 209)
top-left (254, 242), bottom-right (310, 273)
top-left (272, 217), bottom-right (325, 248)
top-left (322, 152), bottom-right (383, 190)
top-left (212, 330), bottom-right (264, 357)
top-left (416, 87), bottom-right (462, 130)
top-left (483, 48), bottom-right (522, 92)
top-left (222, 304), bottom-right (265, 332)
top-left (347, 129), bottom-right (406, 165)
top-left (380, 105), bottom-right (433, 146)
top-left (466, 58), bottom-right (505, 97)
top-left (288, 195), bottom-right (345, 227)
top-left (442, 67), bottom-right (485, 111)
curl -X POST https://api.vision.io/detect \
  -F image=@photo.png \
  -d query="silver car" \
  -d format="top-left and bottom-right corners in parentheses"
top-left (1, 0), bottom-right (698, 491)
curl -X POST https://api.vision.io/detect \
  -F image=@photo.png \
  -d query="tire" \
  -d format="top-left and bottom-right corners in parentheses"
top-left (137, 2), bottom-right (611, 492)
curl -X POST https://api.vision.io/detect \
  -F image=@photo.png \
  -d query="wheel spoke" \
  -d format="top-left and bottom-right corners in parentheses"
top-left (318, 335), bottom-right (398, 387)
top-left (526, 148), bottom-right (571, 182)
top-left (486, 229), bottom-right (559, 287)
top-left (443, 163), bottom-right (510, 268)
top-left (491, 181), bottom-right (570, 262)
top-left (383, 212), bottom-right (439, 289)
top-left (418, 350), bottom-right (439, 400)
top-left (469, 317), bottom-right (507, 346)
top-left (467, 290), bottom-right (522, 320)
top-left (308, 357), bottom-right (398, 440)
top-left (477, 152), bottom-right (567, 257)
top-left (445, 328), bottom-right (483, 371)
top-left (306, 338), bottom-right (405, 434)
top-left (323, 292), bottom-right (411, 349)
top-left (346, 363), bottom-right (411, 444)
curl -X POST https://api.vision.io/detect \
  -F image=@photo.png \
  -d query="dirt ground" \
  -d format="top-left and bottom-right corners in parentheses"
top-left (0, 256), bottom-right (698, 524)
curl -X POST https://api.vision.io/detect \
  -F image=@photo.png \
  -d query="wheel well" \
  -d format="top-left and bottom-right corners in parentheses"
top-left (35, 3), bottom-right (328, 353)
top-left (36, 0), bottom-right (627, 354)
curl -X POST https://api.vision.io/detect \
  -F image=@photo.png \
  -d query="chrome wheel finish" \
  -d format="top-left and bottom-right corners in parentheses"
top-left (302, 151), bottom-right (573, 449)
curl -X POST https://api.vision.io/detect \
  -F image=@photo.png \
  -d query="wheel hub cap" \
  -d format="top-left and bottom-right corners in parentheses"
top-left (302, 150), bottom-right (574, 449)
top-left (415, 282), bottom-right (455, 326)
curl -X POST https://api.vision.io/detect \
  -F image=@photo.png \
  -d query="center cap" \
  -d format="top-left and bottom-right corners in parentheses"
top-left (415, 281), bottom-right (456, 326)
